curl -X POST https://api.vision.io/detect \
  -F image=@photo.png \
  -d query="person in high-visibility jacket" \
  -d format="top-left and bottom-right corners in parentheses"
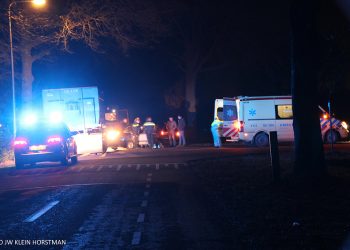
top-left (132, 117), bottom-right (142, 147)
top-left (143, 117), bottom-right (156, 148)
top-left (211, 116), bottom-right (223, 148)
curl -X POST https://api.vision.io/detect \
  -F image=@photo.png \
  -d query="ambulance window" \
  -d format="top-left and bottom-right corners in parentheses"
top-left (276, 105), bottom-right (293, 119)
top-left (217, 107), bottom-right (223, 120)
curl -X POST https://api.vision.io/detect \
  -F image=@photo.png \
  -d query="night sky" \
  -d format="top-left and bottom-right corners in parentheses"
top-left (3, 0), bottom-right (350, 131)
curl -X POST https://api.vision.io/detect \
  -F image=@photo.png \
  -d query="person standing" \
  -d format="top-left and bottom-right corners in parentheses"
top-left (131, 117), bottom-right (142, 147)
top-left (211, 116), bottom-right (223, 148)
top-left (177, 115), bottom-right (186, 146)
top-left (143, 117), bottom-right (156, 148)
top-left (166, 117), bottom-right (177, 147)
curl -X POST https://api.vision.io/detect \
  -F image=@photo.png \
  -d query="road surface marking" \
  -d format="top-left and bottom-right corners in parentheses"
top-left (141, 200), bottom-right (148, 207)
top-left (156, 164), bottom-right (159, 170)
top-left (108, 165), bottom-right (113, 169)
top-left (136, 164), bottom-right (141, 170)
top-left (146, 164), bottom-right (150, 167)
top-left (117, 165), bottom-right (122, 171)
top-left (80, 153), bottom-right (90, 158)
top-left (137, 213), bottom-right (145, 223)
top-left (165, 163), bottom-right (169, 167)
top-left (101, 153), bottom-right (107, 158)
top-left (146, 177), bottom-right (152, 182)
top-left (144, 191), bottom-right (149, 197)
top-left (147, 173), bottom-right (153, 177)
top-left (174, 163), bottom-right (179, 169)
top-left (97, 166), bottom-right (103, 171)
top-left (127, 164), bottom-right (132, 168)
top-left (145, 184), bottom-right (151, 189)
top-left (77, 167), bottom-right (84, 172)
top-left (89, 166), bottom-right (95, 169)
top-left (131, 232), bottom-right (141, 245)
top-left (24, 200), bottom-right (60, 222)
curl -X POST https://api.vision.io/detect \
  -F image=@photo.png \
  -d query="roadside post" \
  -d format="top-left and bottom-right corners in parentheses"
top-left (328, 100), bottom-right (334, 154)
top-left (269, 131), bottom-right (280, 183)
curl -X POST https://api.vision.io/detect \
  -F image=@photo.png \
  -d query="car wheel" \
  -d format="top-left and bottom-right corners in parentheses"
top-left (71, 155), bottom-right (78, 165)
top-left (15, 158), bottom-right (24, 169)
top-left (102, 143), bottom-right (108, 153)
top-left (254, 132), bottom-right (269, 147)
top-left (325, 130), bottom-right (339, 144)
top-left (61, 152), bottom-right (69, 166)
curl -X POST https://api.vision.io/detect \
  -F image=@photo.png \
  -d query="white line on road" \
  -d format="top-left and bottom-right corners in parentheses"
top-left (174, 163), bottom-right (179, 169)
top-left (100, 153), bottom-right (107, 158)
top-left (136, 164), bottom-right (141, 170)
top-left (108, 165), bottom-right (113, 169)
top-left (156, 163), bottom-right (159, 170)
top-left (117, 165), bottom-right (122, 171)
top-left (144, 191), bottom-right (149, 197)
top-left (145, 184), bottom-right (151, 189)
top-left (79, 153), bottom-right (90, 158)
top-left (131, 232), bottom-right (142, 245)
top-left (137, 213), bottom-right (145, 223)
top-left (146, 177), bottom-right (152, 182)
top-left (97, 166), bottom-right (103, 171)
top-left (141, 200), bottom-right (148, 207)
top-left (147, 173), bottom-right (153, 177)
top-left (127, 164), bottom-right (132, 168)
top-left (24, 200), bottom-right (60, 222)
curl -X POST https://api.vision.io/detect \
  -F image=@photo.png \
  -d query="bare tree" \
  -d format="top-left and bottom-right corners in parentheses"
top-left (167, 0), bottom-right (228, 126)
top-left (290, 0), bottom-right (326, 179)
top-left (0, 0), bottom-right (165, 108)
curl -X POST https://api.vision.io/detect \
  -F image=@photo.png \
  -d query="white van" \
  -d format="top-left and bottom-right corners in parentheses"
top-left (235, 96), bottom-right (349, 146)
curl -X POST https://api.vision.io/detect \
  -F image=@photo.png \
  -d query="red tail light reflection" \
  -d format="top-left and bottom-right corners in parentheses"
top-left (47, 136), bottom-right (62, 144)
top-left (14, 138), bottom-right (28, 147)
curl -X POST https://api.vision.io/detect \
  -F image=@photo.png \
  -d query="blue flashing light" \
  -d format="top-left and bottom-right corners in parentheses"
top-left (21, 113), bottom-right (38, 126)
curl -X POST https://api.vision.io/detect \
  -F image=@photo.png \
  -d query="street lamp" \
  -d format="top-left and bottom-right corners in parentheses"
top-left (8, 0), bottom-right (46, 138)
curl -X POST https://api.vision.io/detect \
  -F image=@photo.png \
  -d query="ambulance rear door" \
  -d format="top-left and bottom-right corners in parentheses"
top-left (222, 97), bottom-right (239, 141)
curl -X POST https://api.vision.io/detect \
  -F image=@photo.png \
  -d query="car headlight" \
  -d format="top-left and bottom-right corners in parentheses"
top-left (107, 130), bottom-right (120, 140)
top-left (341, 121), bottom-right (348, 130)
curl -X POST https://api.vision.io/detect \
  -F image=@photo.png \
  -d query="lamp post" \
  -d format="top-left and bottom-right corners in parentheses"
top-left (8, 0), bottom-right (46, 138)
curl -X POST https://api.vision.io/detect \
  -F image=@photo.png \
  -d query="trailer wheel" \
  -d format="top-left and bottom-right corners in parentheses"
top-left (254, 132), bottom-right (269, 147)
top-left (102, 143), bottom-right (108, 153)
top-left (325, 130), bottom-right (339, 144)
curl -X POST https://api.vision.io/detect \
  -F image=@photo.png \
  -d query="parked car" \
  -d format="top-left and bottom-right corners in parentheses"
top-left (157, 125), bottom-right (180, 145)
top-left (102, 121), bottom-right (134, 152)
top-left (14, 121), bottom-right (78, 168)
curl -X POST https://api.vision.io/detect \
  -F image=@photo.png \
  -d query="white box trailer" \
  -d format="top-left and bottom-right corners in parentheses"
top-left (236, 96), bottom-right (349, 146)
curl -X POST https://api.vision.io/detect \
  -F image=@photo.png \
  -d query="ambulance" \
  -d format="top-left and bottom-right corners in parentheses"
top-left (214, 96), bottom-right (349, 146)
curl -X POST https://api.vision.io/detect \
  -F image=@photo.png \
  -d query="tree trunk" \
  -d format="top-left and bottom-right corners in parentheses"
top-left (291, 0), bottom-right (326, 179)
top-left (185, 72), bottom-right (197, 127)
top-left (21, 46), bottom-right (34, 109)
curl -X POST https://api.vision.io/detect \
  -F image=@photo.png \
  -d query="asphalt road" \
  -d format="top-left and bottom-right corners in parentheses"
top-left (0, 143), bottom-right (349, 249)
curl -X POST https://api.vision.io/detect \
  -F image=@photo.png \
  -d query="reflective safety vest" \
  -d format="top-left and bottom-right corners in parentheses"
top-left (211, 120), bottom-right (223, 130)
top-left (143, 122), bottom-right (156, 133)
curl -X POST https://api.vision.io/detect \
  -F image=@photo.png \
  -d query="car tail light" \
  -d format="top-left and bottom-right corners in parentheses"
top-left (47, 136), bottom-right (62, 144)
top-left (161, 131), bottom-right (165, 136)
top-left (176, 131), bottom-right (180, 137)
top-left (14, 138), bottom-right (28, 147)
top-left (239, 121), bottom-right (244, 132)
